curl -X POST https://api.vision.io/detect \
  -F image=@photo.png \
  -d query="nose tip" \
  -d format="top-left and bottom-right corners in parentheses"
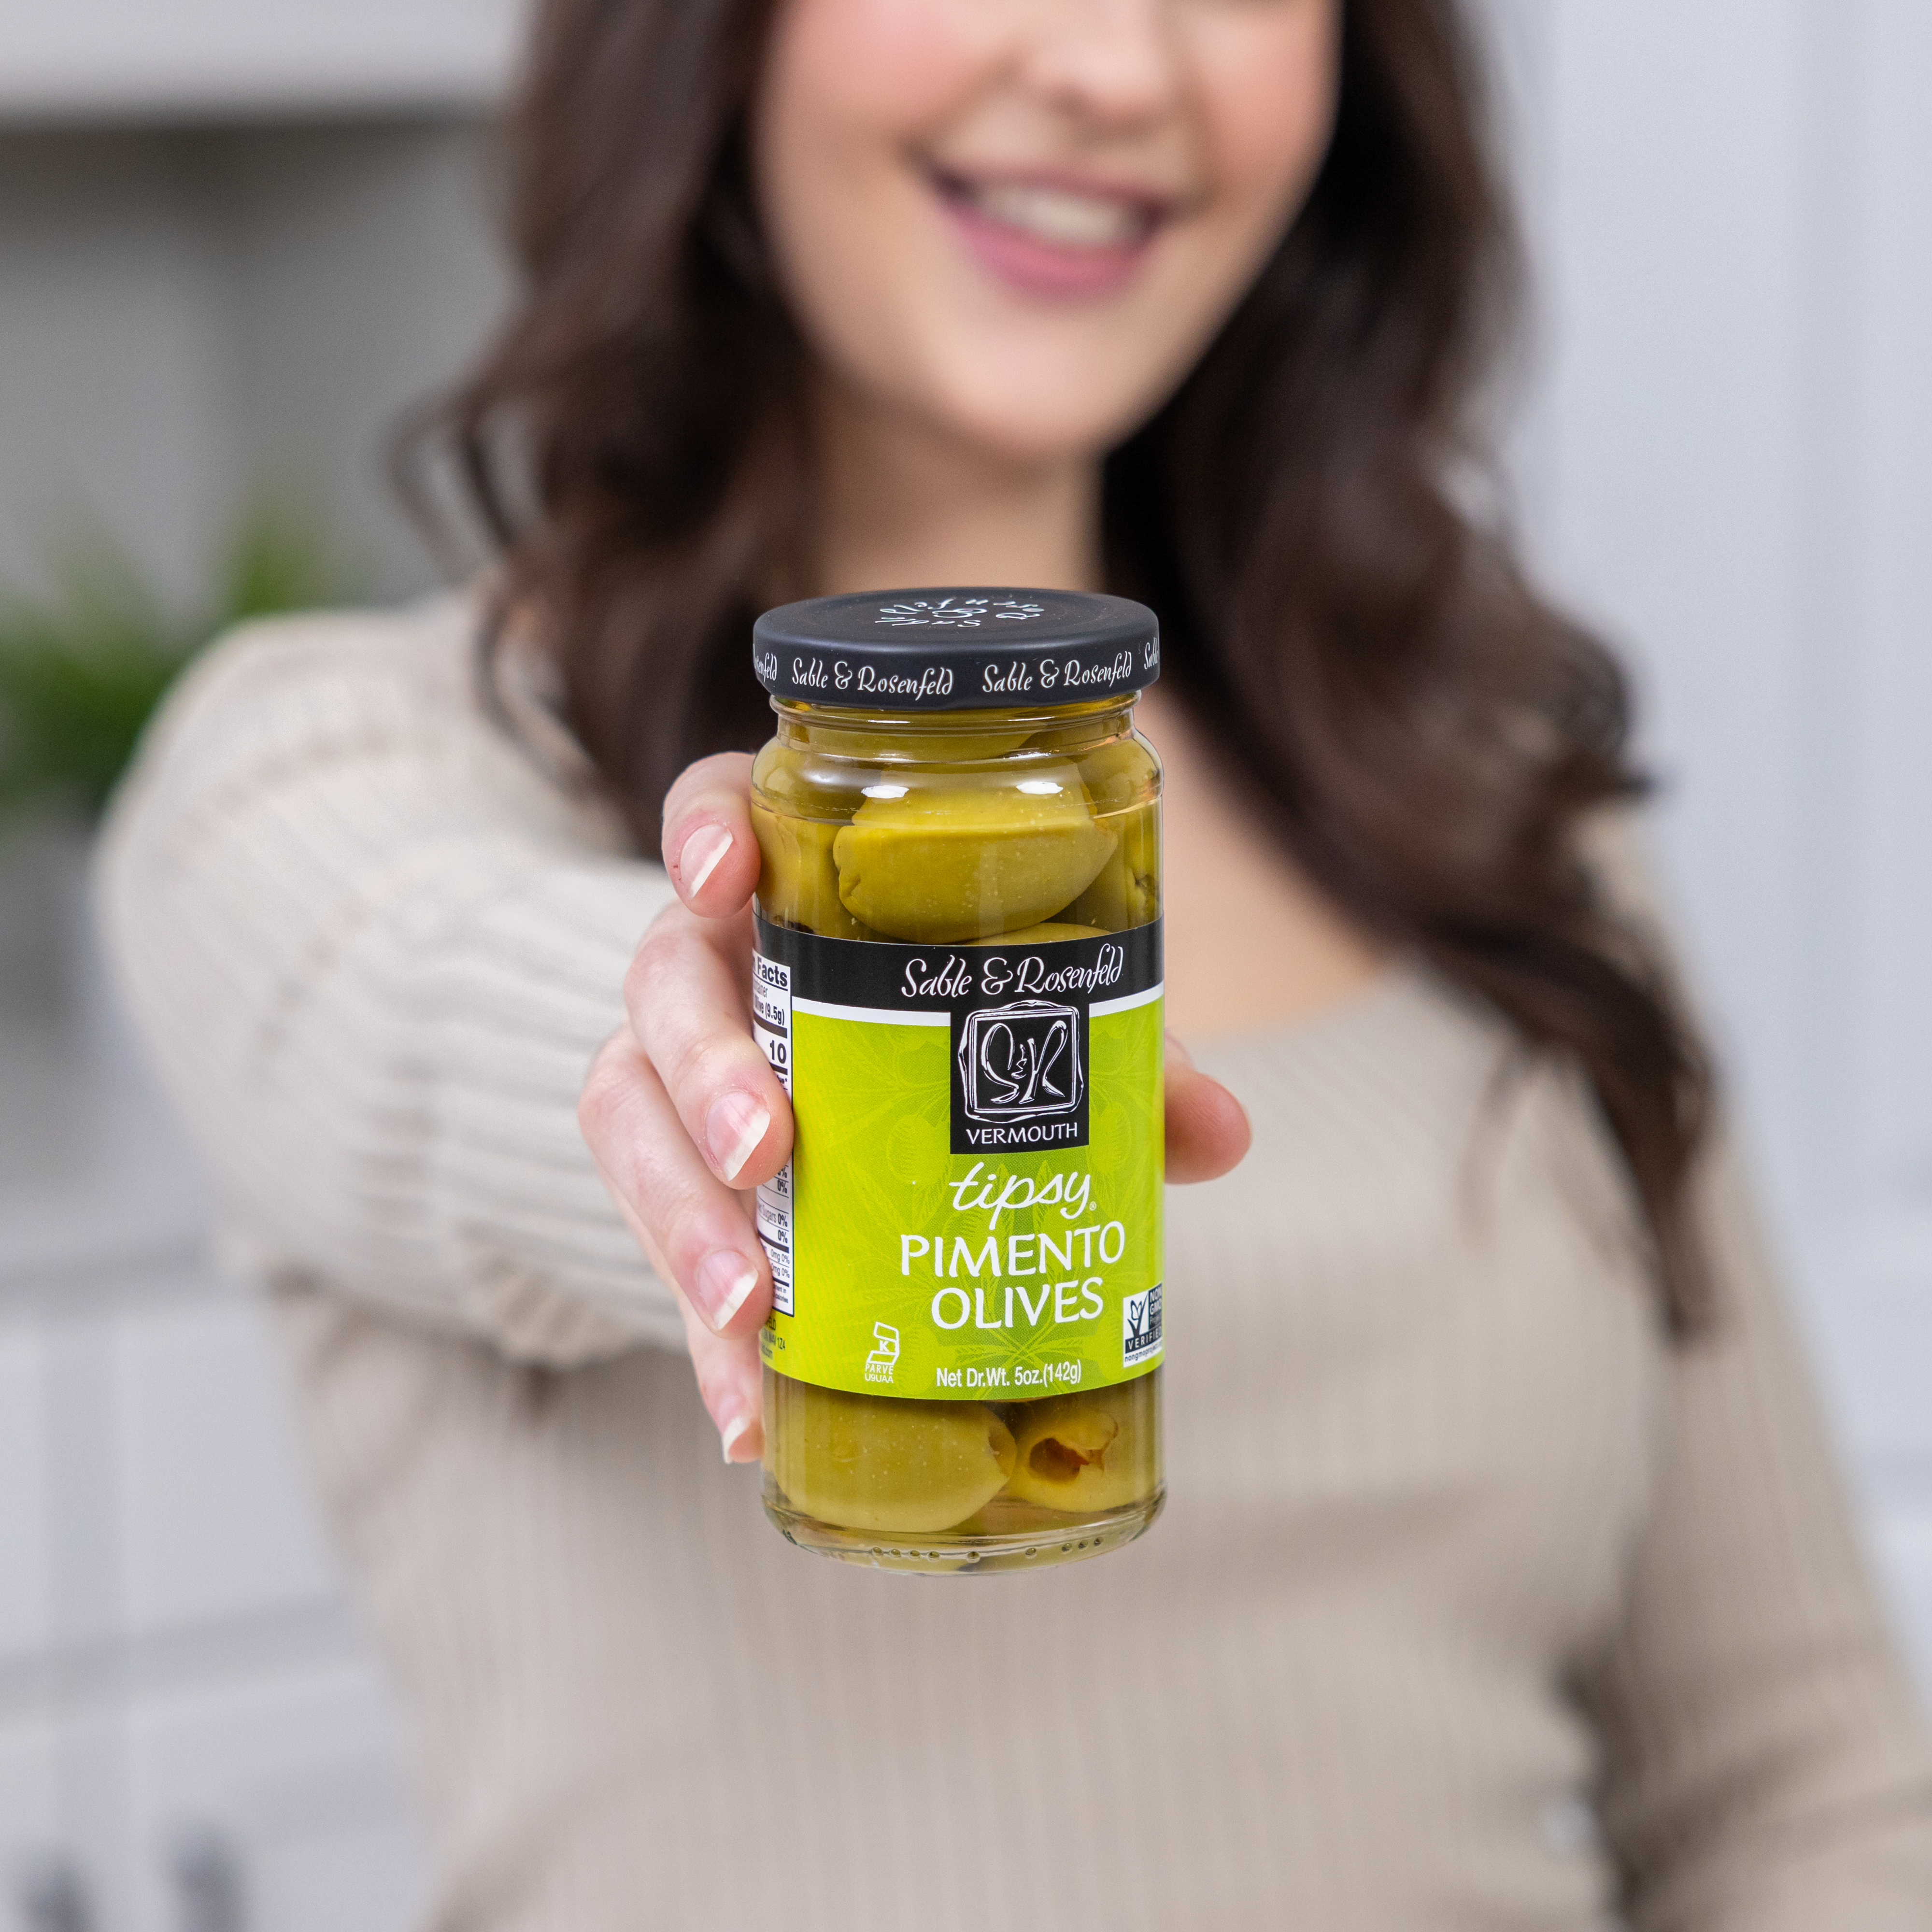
top-left (1021, 0), bottom-right (1183, 126)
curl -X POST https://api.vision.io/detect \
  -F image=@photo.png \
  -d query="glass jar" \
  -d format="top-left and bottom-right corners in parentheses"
top-left (747, 589), bottom-right (1165, 1575)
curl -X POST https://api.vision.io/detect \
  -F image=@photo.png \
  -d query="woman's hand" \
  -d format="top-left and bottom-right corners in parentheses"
top-left (580, 753), bottom-right (1253, 1464)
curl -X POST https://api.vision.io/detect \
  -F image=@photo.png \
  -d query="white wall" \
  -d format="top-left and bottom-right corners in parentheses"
top-left (1491, 0), bottom-right (1932, 1665)
top-left (1519, 0), bottom-right (1932, 1430)
top-left (0, 136), bottom-right (238, 606)
top-left (0, 0), bottom-right (519, 121)
top-left (0, 122), bottom-right (505, 608)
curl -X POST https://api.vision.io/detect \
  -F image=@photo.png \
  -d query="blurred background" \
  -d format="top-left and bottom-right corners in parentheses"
top-left (0, 0), bottom-right (1925, 1926)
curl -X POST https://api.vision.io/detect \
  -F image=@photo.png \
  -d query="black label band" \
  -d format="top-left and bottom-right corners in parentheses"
top-left (753, 917), bottom-right (1161, 1013)
top-left (754, 917), bottom-right (1162, 1157)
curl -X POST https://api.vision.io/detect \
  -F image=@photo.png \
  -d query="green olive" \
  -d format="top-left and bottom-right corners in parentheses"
top-left (1074, 738), bottom-right (1153, 812)
top-left (1001, 1386), bottom-right (1158, 1513)
top-left (1065, 801), bottom-right (1158, 930)
top-left (832, 782), bottom-right (1117, 941)
top-left (751, 799), bottom-right (880, 940)
top-left (767, 1382), bottom-right (1018, 1533)
top-left (966, 922), bottom-right (1105, 946)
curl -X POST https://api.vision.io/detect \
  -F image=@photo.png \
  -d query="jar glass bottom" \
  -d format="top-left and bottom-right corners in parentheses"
top-left (761, 1363), bottom-right (1164, 1575)
top-left (761, 1486), bottom-right (1165, 1576)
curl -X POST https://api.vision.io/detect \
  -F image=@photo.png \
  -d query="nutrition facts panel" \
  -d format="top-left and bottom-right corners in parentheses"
top-left (750, 951), bottom-right (794, 1316)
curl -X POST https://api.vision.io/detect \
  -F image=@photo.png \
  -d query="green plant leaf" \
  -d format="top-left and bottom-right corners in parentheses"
top-left (0, 494), bottom-right (351, 827)
top-left (217, 495), bottom-right (344, 625)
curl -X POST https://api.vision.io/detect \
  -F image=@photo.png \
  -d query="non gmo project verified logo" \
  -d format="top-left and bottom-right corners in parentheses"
top-left (1122, 1285), bottom-right (1163, 1366)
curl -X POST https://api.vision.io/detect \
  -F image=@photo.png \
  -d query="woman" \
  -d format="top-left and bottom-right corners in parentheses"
top-left (100, 0), bottom-right (1932, 1925)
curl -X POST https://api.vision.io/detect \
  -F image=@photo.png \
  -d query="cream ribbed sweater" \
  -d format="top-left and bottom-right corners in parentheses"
top-left (99, 596), bottom-right (1932, 1932)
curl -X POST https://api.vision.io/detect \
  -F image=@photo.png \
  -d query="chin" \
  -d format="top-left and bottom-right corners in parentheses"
top-left (928, 362), bottom-right (1166, 469)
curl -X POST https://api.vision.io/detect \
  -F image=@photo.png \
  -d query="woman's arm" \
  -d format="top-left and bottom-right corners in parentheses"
top-left (1578, 1134), bottom-right (1932, 1929)
top-left (96, 596), bottom-right (683, 1366)
top-left (1572, 816), bottom-right (1932, 1923)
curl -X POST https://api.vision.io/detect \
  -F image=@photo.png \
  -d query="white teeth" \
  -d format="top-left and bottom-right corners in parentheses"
top-left (969, 182), bottom-right (1143, 251)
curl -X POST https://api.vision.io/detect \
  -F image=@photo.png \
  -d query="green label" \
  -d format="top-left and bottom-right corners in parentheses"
top-left (753, 917), bottom-right (1164, 1400)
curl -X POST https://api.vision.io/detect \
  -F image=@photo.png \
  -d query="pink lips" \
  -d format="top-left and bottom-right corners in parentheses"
top-left (933, 174), bottom-right (1163, 300)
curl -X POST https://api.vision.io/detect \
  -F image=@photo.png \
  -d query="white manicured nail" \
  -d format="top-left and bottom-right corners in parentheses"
top-left (720, 1414), bottom-right (753, 1463)
top-left (707, 1093), bottom-right (769, 1182)
top-left (696, 1250), bottom-right (759, 1333)
top-left (679, 824), bottom-right (733, 898)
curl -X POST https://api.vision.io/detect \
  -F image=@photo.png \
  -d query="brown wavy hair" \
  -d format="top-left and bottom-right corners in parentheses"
top-left (405, 0), bottom-right (1714, 1333)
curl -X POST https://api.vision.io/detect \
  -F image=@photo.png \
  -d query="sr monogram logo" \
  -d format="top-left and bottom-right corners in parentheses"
top-left (956, 999), bottom-right (1084, 1125)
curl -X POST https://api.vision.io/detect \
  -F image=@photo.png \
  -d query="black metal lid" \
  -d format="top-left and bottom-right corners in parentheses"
top-left (753, 587), bottom-right (1159, 710)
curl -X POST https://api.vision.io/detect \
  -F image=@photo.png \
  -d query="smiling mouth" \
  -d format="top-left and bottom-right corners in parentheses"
top-left (932, 170), bottom-right (1162, 255)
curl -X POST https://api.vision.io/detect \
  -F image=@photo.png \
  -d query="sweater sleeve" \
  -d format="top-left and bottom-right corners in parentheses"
top-left (1572, 818), bottom-right (1932, 1925)
top-left (95, 597), bottom-right (685, 1367)
top-left (1578, 1139), bottom-right (1932, 1929)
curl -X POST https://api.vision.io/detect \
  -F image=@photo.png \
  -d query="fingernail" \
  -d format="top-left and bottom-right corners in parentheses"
top-left (707, 1092), bottom-right (769, 1181)
top-left (1164, 1029), bottom-right (1195, 1069)
top-left (720, 1412), bottom-right (754, 1463)
top-left (679, 824), bottom-right (733, 898)
top-left (696, 1249), bottom-right (759, 1333)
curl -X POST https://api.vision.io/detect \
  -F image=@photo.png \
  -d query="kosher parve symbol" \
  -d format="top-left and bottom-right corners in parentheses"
top-left (957, 999), bottom-right (1084, 1122)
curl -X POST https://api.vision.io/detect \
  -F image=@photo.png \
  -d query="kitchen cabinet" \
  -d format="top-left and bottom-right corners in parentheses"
top-left (0, 848), bottom-right (423, 1932)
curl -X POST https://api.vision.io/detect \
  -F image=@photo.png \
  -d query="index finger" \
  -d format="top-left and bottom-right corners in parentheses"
top-left (661, 751), bottom-right (761, 918)
top-left (1165, 1034), bottom-right (1251, 1184)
